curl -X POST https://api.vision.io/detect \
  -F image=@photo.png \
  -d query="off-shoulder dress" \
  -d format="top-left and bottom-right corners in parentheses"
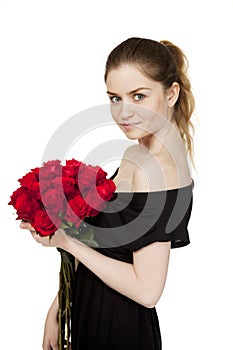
top-left (71, 167), bottom-right (194, 350)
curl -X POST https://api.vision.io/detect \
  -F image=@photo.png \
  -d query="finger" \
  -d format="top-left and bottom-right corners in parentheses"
top-left (30, 230), bottom-right (40, 241)
top-left (42, 341), bottom-right (52, 350)
top-left (20, 221), bottom-right (34, 230)
top-left (31, 232), bottom-right (50, 246)
top-left (42, 339), bottom-right (55, 350)
top-left (30, 230), bottom-right (36, 237)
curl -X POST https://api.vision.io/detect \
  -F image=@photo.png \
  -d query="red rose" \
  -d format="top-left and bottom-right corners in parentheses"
top-left (14, 192), bottom-right (41, 221)
top-left (51, 176), bottom-right (77, 198)
top-left (65, 195), bottom-right (88, 227)
top-left (76, 164), bottom-right (98, 193)
top-left (8, 187), bottom-right (27, 207)
top-left (93, 166), bottom-right (108, 185)
top-left (18, 171), bottom-right (38, 188)
top-left (31, 167), bottom-right (40, 176)
top-left (62, 166), bottom-right (77, 179)
top-left (39, 179), bottom-right (50, 194)
top-left (28, 182), bottom-right (41, 201)
top-left (62, 159), bottom-right (82, 178)
top-left (39, 160), bottom-right (62, 180)
top-left (62, 176), bottom-right (77, 197)
top-left (18, 171), bottom-right (42, 201)
top-left (42, 188), bottom-right (64, 213)
top-left (32, 210), bottom-right (61, 236)
top-left (85, 188), bottom-right (107, 216)
top-left (65, 159), bottom-right (82, 167)
top-left (97, 179), bottom-right (116, 200)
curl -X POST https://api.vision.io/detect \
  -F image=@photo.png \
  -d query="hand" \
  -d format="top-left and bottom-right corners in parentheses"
top-left (19, 221), bottom-right (87, 249)
top-left (19, 221), bottom-right (68, 249)
top-left (43, 306), bottom-right (59, 350)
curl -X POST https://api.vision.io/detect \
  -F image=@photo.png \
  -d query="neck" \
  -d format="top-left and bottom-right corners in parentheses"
top-left (138, 119), bottom-right (183, 155)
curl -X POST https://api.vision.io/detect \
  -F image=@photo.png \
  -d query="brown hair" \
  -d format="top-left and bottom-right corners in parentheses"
top-left (104, 37), bottom-right (195, 167)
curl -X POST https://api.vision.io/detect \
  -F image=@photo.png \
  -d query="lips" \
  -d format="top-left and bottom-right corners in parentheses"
top-left (120, 122), bottom-right (141, 126)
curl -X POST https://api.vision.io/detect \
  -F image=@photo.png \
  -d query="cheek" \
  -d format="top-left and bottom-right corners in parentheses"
top-left (137, 105), bottom-right (168, 135)
top-left (144, 111), bottom-right (165, 130)
top-left (110, 104), bottom-right (121, 121)
top-left (149, 95), bottom-right (168, 115)
top-left (143, 96), bottom-right (168, 122)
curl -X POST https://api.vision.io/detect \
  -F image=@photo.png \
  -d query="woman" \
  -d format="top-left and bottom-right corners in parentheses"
top-left (20, 37), bottom-right (195, 350)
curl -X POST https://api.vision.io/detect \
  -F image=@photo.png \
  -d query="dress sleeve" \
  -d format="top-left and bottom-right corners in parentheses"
top-left (122, 190), bottom-right (193, 252)
top-left (86, 180), bottom-right (194, 252)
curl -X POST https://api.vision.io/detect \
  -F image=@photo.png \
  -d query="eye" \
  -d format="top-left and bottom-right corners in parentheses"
top-left (133, 93), bottom-right (145, 101)
top-left (110, 96), bottom-right (121, 103)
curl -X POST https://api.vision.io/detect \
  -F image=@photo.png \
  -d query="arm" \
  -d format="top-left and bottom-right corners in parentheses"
top-left (61, 162), bottom-right (171, 308)
top-left (43, 293), bottom-right (59, 350)
top-left (47, 293), bottom-right (59, 318)
top-left (62, 238), bottom-right (171, 308)
top-left (23, 221), bottom-right (170, 308)
top-left (21, 190), bottom-right (171, 310)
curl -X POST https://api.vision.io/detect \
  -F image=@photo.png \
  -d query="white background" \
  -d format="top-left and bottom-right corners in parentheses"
top-left (1, 0), bottom-right (233, 349)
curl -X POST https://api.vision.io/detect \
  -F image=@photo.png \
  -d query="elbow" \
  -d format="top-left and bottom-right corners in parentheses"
top-left (134, 292), bottom-right (156, 308)
top-left (134, 277), bottom-right (166, 308)
top-left (143, 298), bottom-right (158, 309)
top-left (140, 292), bottom-right (162, 309)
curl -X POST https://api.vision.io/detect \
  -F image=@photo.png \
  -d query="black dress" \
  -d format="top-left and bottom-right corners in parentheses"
top-left (71, 167), bottom-right (194, 350)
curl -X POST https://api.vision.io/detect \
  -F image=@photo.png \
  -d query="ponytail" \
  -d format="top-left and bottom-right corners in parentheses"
top-left (160, 40), bottom-right (195, 167)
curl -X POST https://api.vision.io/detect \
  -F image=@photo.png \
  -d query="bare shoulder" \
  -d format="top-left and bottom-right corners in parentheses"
top-left (132, 161), bottom-right (162, 192)
top-left (123, 144), bottom-right (138, 158)
top-left (119, 144), bottom-right (139, 168)
top-left (132, 154), bottom-right (192, 192)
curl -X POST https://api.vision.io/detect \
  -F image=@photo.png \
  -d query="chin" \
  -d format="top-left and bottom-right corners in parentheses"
top-left (123, 131), bottom-right (144, 140)
top-left (118, 125), bottom-right (148, 140)
top-left (125, 135), bottom-right (139, 140)
top-left (124, 130), bottom-right (149, 140)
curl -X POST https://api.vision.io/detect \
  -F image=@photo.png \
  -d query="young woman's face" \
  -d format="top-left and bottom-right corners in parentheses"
top-left (106, 64), bottom-right (174, 140)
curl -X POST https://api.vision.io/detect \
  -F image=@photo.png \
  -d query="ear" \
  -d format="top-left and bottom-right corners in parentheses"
top-left (166, 82), bottom-right (180, 107)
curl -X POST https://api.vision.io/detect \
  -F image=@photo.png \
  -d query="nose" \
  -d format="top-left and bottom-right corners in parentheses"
top-left (118, 102), bottom-right (135, 120)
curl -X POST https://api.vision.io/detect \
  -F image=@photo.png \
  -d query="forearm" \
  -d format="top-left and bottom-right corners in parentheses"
top-left (47, 293), bottom-right (59, 320)
top-left (63, 239), bottom-right (148, 307)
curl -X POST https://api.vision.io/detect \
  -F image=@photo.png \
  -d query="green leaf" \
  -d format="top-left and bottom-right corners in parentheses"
top-left (65, 227), bottom-right (80, 238)
top-left (60, 222), bottom-right (70, 229)
top-left (66, 221), bottom-right (74, 227)
top-left (83, 228), bottom-right (94, 240)
top-left (89, 240), bottom-right (99, 248)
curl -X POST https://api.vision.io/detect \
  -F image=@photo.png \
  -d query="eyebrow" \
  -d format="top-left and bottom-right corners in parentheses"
top-left (106, 87), bottom-right (152, 95)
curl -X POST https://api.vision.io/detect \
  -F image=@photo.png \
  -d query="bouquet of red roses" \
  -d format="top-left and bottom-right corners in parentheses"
top-left (9, 158), bottom-right (116, 241)
top-left (9, 159), bottom-right (116, 349)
